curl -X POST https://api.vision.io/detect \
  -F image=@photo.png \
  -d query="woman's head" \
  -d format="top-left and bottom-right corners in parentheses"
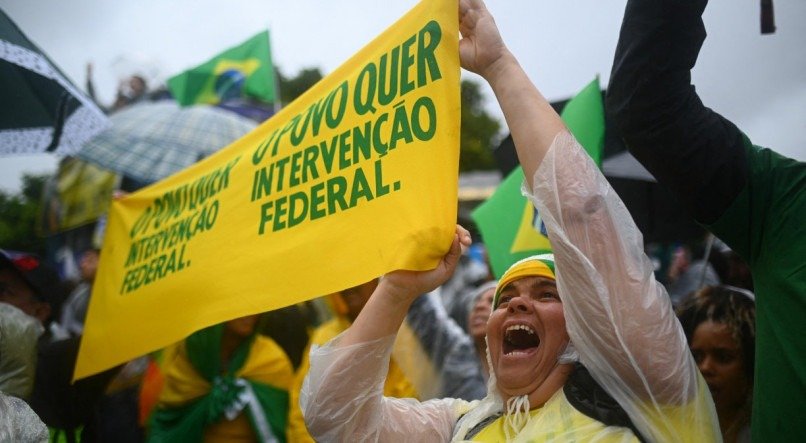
top-left (677, 285), bottom-right (755, 413)
top-left (467, 281), bottom-right (497, 344)
top-left (486, 255), bottom-right (572, 400)
top-left (224, 314), bottom-right (260, 338)
top-left (328, 279), bottom-right (379, 322)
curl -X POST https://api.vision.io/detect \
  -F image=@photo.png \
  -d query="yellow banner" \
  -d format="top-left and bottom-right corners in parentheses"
top-left (76, 0), bottom-right (460, 379)
top-left (39, 158), bottom-right (119, 235)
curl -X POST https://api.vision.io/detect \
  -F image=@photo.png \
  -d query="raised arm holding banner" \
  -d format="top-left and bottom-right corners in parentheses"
top-left (76, 0), bottom-right (460, 380)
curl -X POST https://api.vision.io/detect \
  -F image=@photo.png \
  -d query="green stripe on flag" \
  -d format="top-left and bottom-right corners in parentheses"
top-left (471, 77), bottom-right (605, 278)
top-left (168, 30), bottom-right (275, 107)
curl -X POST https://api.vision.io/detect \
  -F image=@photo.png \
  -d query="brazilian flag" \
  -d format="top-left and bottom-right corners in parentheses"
top-left (471, 78), bottom-right (605, 278)
top-left (168, 31), bottom-right (275, 107)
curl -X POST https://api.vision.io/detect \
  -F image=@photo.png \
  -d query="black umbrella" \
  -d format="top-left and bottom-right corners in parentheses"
top-left (0, 8), bottom-right (108, 156)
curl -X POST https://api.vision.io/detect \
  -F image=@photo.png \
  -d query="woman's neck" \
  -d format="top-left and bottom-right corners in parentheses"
top-left (500, 363), bottom-right (574, 410)
top-left (219, 330), bottom-right (247, 371)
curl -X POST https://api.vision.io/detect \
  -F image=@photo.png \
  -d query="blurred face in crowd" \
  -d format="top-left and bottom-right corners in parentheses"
top-left (487, 276), bottom-right (568, 399)
top-left (691, 320), bottom-right (751, 414)
top-left (0, 268), bottom-right (50, 324)
top-left (468, 287), bottom-right (495, 342)
top-left (340, 279), bottom-right (379, 322)
top-left (79, 250), bottom-right (99, 282)
top-left (225, 314), bottom-right (260, 338)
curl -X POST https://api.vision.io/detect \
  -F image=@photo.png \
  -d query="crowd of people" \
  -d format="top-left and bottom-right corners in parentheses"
top-left (2, 0), bottom-right (803, 441)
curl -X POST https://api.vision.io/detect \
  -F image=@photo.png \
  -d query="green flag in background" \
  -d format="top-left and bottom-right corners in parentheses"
top-left (471, 78), bottom-right (605, 278)
top-left (168, 31), bottom-right (275, 106)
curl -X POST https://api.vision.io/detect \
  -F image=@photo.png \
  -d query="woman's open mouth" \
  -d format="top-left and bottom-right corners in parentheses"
top-left (503, 324), bottom-right (540, 356)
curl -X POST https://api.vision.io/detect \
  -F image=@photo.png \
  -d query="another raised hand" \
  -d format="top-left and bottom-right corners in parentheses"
top-left (458, 0), bottom-right (510, 80)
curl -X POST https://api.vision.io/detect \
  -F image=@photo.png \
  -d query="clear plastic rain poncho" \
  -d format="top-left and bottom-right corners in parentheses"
top-left (0, 392), bottom-right (49, 442)
top-left (0, 302), bottom-right (44, 399)
top-left (401, 292), bottom-right (487, 401)
top-left (300, 132), bottom-right (720, 442)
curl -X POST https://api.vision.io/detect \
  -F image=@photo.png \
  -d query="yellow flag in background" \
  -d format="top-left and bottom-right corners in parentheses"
top-left (76, 0), bottom-right (460, 380)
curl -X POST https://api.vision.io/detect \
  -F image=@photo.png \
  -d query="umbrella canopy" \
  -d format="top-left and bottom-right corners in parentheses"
top-left (76, 101), bottom-right (256, 184)
top-left (0, 9), bottom-right (109, 156)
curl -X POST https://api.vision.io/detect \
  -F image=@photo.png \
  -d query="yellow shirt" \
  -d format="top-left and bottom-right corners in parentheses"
top-left (473, 390), bottom-right (637, 442)
top-left (472, 379), bottom-right (715, 443)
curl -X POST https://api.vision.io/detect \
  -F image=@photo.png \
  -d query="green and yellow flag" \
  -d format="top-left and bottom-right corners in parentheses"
top-left (76, 0), bottom-right (460, 380)
top-left (168, 31), bottom-right (275, 106)
top-left (471, 78), bottom-right (604, 278)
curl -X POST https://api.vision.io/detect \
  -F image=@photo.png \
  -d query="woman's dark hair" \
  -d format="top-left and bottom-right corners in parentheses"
top-left (677, 285), bottom-right (756, 380)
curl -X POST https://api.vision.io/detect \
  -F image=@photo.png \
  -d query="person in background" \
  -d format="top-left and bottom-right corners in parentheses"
top-left (466, 280), bottom-right (497, 379)
top-left (289, 277), bottom-right (487, 442)
top-left (1, 250), bottom-right (117, 441)
top-left (287, 280), bottom-right (418, 443)
top-left (0, 302), bottom-right (43, 399)
top-left (148, 315), bottom-right (297, 442)
top-left (666, 238), bottom-right (724, 306)
top-left (678, 285), bottom-right (755, 442)
top-left (86, 62), bottom-right (150, 114)
top-left (59, 248), bottom-right (99, 337)
top-left (0, 251), bottom-right (58, 327)
top-left (439, 244), bottom-right (493, 331)
top-left (0, 250), bottom-right (58, 398)
top-left (607, 0), bottom-right (805, 437)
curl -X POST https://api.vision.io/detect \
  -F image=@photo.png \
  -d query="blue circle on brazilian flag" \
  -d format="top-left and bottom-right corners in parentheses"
top-left (215, 69), bottom-right (246, 101)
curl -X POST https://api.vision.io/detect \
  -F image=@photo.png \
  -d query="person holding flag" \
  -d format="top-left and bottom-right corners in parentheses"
top-left (299, 0), bottom-right (719, 441)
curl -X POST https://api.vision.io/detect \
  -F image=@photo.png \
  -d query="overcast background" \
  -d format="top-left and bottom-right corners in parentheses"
top-left (1, 0), bottom-right (804, 192)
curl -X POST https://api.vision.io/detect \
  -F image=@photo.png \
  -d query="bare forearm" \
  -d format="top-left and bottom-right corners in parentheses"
top-left (484, 52), bottom-right (566, 190)
top-left (338, 279), bottom-right (415, 347)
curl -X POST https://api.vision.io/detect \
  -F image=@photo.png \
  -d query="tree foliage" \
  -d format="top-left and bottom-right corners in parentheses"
top-left (0, 174), bottom-right (48, 254)
top-left (277, 67), bottom-right (324, 105)
top-left (460, 79), bottom-right (500, 172)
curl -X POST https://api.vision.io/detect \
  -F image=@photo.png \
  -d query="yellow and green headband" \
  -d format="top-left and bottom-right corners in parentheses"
top-left (493, 254), bottom-right (556, 309)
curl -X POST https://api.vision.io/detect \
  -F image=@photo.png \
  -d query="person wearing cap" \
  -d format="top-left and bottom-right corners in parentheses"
top-left (0, 251), bottom-right (118, 440)
top-left (0, 251), bottom-right (59, 397)
top-left (299, 0), bottom-right (720, 441)
top-left (0, 252), bottom-right (71, 419)
top-left (0, 251), bottom-right (60, 326)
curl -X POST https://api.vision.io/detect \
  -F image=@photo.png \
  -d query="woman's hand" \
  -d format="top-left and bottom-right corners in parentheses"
top-left (380, 225), bottom-right (471, 305)
top-left (459, 0), bottom-right (511, 80)
top-left (339, 225), bottom-right (472, 347)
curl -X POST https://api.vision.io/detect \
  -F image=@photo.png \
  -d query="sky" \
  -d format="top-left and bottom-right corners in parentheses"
top-left (1, 0), bottom-right (804, 193)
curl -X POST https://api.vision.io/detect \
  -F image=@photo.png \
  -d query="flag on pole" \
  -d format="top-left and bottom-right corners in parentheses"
top-left (168, 31), bottom-right (275, 106)
top-left (472, 78), bottom-right (605, 278)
